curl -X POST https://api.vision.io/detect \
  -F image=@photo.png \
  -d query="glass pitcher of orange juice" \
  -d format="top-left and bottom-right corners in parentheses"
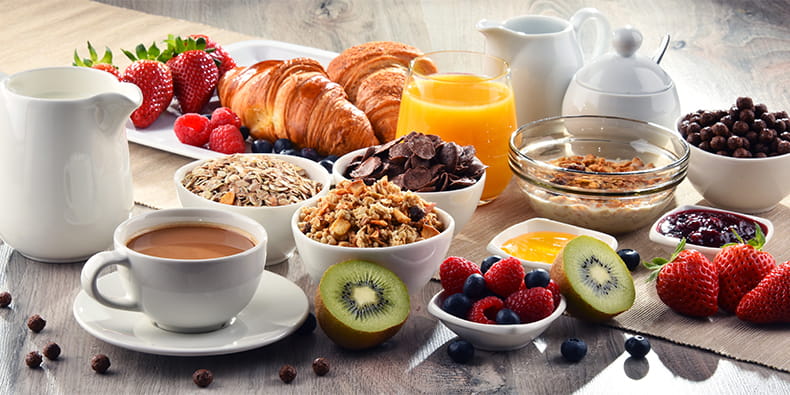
top-left (396, 51), bottom-right (517, 203)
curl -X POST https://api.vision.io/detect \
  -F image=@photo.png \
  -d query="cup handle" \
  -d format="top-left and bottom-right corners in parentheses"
top-left (80, 250), bottom-right (140, 311)
top-left (570, 8), bottom-right (611, 62)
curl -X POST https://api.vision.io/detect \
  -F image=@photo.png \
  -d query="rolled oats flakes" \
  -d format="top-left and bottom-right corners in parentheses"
top-left (181, 154), bottom-right (323, 207)
top-left (298, 178), bottom-right (444, 248)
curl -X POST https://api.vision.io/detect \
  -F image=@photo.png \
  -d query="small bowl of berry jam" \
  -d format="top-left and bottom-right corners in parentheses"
top-left (649, 204), bottom-right (773, 258)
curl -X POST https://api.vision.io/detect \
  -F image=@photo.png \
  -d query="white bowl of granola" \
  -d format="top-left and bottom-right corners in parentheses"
top-left (509, 116), bottom-right (689, 234)
top-left (175, 153), bottom-right (331, 265)
top-left (292, 178), bottom-right (455, 294)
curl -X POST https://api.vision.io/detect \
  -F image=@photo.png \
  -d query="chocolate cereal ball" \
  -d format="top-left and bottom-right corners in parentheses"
top-left (91, 354), bottom-right (111, 374)
top-left (192, 369), bottom-right (214, 387)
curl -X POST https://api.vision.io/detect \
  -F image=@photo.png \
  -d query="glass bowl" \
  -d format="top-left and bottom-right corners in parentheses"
top-left (509, 116), bottom-right (689, 234)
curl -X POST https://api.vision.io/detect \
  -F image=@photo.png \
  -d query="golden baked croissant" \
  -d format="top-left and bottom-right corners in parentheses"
top-left (218, 57), bottom-right (379, 156)
top-left (327, 41), bottom-right (423, 143)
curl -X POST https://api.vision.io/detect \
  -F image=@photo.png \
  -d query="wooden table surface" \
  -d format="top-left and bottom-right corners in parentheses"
top-left (1, 0), bottom-right (789, 394)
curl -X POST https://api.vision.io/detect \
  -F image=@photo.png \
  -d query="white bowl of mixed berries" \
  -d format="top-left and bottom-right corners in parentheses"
top-left (428, 256), bottom-right (566, 351)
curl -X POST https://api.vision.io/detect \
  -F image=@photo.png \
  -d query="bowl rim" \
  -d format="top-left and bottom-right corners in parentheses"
top-left (508, 115), bottom-right (691, 183)
top-left (427, 289), bottom-right (566, 332)
top-left (486, 217), bottom-right (618, 270)
top-left (291, 203), bottom-right (456, 252)
top-left (174, 153), bottom-right (332, 211)
top-left (333, 146), bottom-right (487, 195)
top-left (648, 204), bottom-right (775, 257)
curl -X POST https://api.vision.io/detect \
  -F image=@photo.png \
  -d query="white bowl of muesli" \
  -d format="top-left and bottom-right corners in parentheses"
top-left (292, 178), bottom-right (455, 294)
top-left (509, 116), bottom-right (689, 234)
top-left (332, 132), bottom-right (486, 235)
top-left (175, 153), bottom-right (332, 265)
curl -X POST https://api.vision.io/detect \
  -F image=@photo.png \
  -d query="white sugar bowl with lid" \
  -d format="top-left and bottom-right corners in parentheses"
top-left (562, 26), bottom-right (680, 129)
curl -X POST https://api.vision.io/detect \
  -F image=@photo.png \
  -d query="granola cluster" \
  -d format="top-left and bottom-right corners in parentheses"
top-left (548, 154), bottom-right (657, 190)
top-left (181, 154), bottom-right (323, 207)
top-left (298, 178), bottom-right (444, 248)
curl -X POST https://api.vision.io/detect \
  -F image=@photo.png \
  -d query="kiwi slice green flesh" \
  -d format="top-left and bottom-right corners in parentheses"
top-left (316, 260), bottom-right (410, 349)
top-left (550, 236), bottom-right (635, 322)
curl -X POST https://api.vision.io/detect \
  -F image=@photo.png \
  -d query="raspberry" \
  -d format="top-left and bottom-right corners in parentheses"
top-left (466, 296), bottom-right (504, 324)
top-left (208, 107), bottom-right (242, 131)
top-left (483, 257), bottom-right (525, 297)
top-left (505, 287), bottom-right (554, 323)
top-left (547, 280), bottom-right (562, 309)
top-left (174, 113), bottom-right (210, 147)
top-left (209, 124), bottom-right (246, 154)
top-left (440, 256), bottom-right (481, 295)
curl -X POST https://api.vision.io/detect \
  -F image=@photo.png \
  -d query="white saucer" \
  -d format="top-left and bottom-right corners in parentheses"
top-left (73, 271), bottom-right (309, 356)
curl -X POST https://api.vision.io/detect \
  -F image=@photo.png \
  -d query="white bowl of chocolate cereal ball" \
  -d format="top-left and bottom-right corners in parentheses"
top-left (509, 115), bottom-right (689, 234)
top-left (677, 97), bottom-right (790, 213)
top-left (174, 153), bottom-right (332, 265)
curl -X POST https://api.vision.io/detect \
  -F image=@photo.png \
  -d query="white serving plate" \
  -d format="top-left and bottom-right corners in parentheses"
top-left (486, 217), bottom-right (618, 271)
top-left (125, 40), bottom-right (338, 159)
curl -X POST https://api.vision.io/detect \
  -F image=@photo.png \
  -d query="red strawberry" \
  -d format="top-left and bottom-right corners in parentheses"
top-left (483, 257), bottom-right (525, 297)
top-left (174, 113), bottom-right (211, 146)
top-left (505, 287), bottom-right (554, 323)
top-left (714, 227), bottom-right (776, 313)
top-left (736, 261), bottom-right (790, 324)
top-left (644, 239), bottom-right (719, 317)
top-left (209, 124), bottom-right (246, 154)
top-left (165, 36), bottom-right (219, 114)
top-left (439, 256), bottom-right (481, 295)
top-left (547, 280), bottom-right (562, 310)
top-left (121, 43), bottom-right (174, 128)
top-left (73, 41), bottom-right (121, 80)
top-left (467, 296), bottom-right (504, 324)
top-left (189, 34), bottom-right (237, 78)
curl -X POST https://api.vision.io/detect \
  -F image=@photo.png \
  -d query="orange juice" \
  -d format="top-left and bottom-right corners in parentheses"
top-left (396, 73), bottom-right (517, 202)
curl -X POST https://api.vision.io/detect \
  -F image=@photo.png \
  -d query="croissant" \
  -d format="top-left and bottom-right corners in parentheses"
top-left (218, 57), bottom-right (379, 156)
top-left (327, 41), bottom-right (423, 143)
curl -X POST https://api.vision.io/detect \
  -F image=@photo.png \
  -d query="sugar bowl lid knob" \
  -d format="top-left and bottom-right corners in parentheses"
top-left (612, 26), bottom-right (642, 58)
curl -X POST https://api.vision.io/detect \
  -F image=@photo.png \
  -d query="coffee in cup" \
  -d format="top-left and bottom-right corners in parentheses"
top-left (80, 208), bottom-right (268, 333)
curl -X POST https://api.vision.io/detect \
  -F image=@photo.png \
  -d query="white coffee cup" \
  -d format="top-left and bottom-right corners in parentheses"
top-left (80, 208), bottom-right (268, 333)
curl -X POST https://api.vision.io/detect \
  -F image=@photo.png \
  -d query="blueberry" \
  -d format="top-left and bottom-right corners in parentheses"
top-left (480, 255), bottom-right (501, 274)
top-left (442, 293), bottom-right (472, 318)
top-left (300, 147), bottom-right (321, 161)
top-left (524, 268), bottom-right (550, 288)
top-left (295, 312), bottom-right (316, 335)
top-left (323, 155), bottom-right (339, 162)
top-left (617, 249), bottom-right (641, 271)
top-left (319, 158), bottom-right (334, 172)
top-left (251, 139), bottom-right (273, 154)
top-left (624, 335), bottom-right (651, 358)
top-left (281, 148), bottom-right (299, 156)
top-left (447, 339), bottom-right (474, 363)
top-left (561, 338), bottom-right (587, 362)
top-left (273, 138), bottom-right (293, 153)
top-left (239, 126), bottom-right (250, 140)
top-left (495, 308), bottom-right (521, 325)
top-left (462, 273), bottom-right (487, 300)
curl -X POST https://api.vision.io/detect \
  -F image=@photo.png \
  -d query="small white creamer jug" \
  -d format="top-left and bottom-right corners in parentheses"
top-left (0, 66), bottom-right (142, 262)
top-left (478, 8), bottom-right (610, 125)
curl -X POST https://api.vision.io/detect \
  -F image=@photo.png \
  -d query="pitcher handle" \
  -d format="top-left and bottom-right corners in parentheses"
top-left (80, 250), bottom-right (140, 311)
top-left (570, 8), bottom-right (611, 62)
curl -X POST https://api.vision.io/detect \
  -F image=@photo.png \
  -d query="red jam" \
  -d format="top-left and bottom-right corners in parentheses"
top-left (657, 209), bottom-right (768, 248)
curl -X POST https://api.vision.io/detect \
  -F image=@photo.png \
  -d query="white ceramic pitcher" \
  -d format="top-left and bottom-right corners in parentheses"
top-left (478, 8), bottom-right (610, 125)
top-left (0, 67), bottom-right (142, 262)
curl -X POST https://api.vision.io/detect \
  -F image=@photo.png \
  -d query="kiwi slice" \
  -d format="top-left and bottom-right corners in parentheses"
top-left (315, 260), bottom-right (410, 350)
top-left (550, 236), bottom-right (635, 322)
